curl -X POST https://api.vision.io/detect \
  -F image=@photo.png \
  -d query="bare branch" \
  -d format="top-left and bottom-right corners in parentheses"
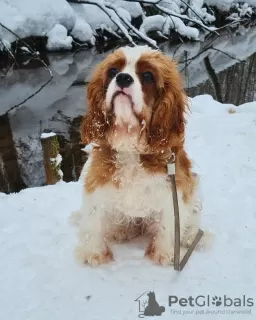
top-left (67, 0), bottom-right (136, 46)
top-left (105, 2), bottom-right (158, 49)
top-left (0, 22), bottom-right (38, 56)
top-left (6, 58), bottom-right (53, 114)
top-left (0, 22), bottom-right (54, 114)
top-left (179, 0), bottom-right (208, 25)
top-left (122, 0), bottom-right (243, 35)
top-left (1, 62), bottom-right (15, 77)
top-left (120, 0), bottom-right (161, 4)
top-left (204, 56), bottom-right (223, 103)
top-left (155, 4), bottom-right (219, 34)
top-left (121, 0), bottom-right (219, 35)
top-left (211, 47), bottom-right (244, 62)
top-left (213, 19), bottom-right (243, 31)
top-left (0, 39), bottom-right (16, 61)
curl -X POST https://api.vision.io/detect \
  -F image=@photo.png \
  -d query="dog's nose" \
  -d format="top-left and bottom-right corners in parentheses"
top-left (116, 73), bottom-right (134, 88)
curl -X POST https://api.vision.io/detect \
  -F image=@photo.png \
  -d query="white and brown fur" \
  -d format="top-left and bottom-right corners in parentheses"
top-left (71, 46), bottom-right (209, 267)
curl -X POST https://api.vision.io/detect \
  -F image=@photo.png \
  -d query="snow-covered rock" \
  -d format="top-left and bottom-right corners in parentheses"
top-left (70, 17), bottom-right (95, 44)
top-left (0, 0), bottom-right (75, 44)
top-left (47, 25), bottom-right (73, 51)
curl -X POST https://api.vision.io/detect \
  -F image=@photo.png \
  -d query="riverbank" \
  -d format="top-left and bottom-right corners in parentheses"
top-left (0, 0), bottom-right (256, 55)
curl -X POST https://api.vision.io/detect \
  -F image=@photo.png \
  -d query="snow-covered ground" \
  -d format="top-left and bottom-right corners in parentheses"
top-left (0, 95), bottom-right (256, 319)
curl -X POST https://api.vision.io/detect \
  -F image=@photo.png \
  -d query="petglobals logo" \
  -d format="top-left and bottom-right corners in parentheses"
top-left (135, 292), bottom-right (254, 317)
top-left (168, 295), bottom-right (254, 308)
top-left (168, 295), bottom-right (254, 316)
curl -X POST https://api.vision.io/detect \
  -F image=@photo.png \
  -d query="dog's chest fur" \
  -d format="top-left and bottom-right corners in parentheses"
top-left (86, 151), bottom-right (172, 218)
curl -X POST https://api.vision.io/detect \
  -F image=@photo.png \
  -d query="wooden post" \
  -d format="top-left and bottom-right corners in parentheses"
top-left (40, 132), bottom-right (62, 185)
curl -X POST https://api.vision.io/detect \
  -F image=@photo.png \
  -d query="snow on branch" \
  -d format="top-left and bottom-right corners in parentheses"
top-left (0, 0), bottom-right (254, 54)
top-left (68, 0), bottom-right (136, 46)
top-left (105, 2), bottom-right (158, 48)
top-left (66, 0), bottom-right (219, 45)
top-left (154, 4), bottom-right (218, 34)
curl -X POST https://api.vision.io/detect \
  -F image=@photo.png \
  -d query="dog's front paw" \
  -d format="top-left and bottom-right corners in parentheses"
top-left (182, 230), bottom-right (214, 251)
top-left (195, 231), bottom-right (215, 251)
top-left (145, 241), bottom-right (174, 266)
top-left (74, 244), bottom-right (113, 266)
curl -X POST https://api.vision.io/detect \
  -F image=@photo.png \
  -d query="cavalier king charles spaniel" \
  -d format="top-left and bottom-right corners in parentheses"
top-left (72, 45), bottom-right (207, 267)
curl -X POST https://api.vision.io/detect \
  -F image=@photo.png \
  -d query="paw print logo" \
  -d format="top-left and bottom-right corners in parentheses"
top-left (212, 296), bottom-right (222, 307)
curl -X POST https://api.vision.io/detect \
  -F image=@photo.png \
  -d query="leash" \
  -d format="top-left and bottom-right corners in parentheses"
top-left (167, 153), bottom-right (204, 271)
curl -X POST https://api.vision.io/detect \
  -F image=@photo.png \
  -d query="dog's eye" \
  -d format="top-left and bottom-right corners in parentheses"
top-left (141, 71), bottom-right (154, 83)
top-left (107, 68), bottom-right (118, 79)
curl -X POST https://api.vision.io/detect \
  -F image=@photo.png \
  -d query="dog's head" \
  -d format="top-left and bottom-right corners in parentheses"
top-left (147, 291), bottom-right (155, 299)
top-left (81, 45), bottom-right (187, 152)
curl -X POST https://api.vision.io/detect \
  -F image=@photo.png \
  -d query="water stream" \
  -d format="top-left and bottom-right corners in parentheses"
top-left (0, 25), bottom-right (255, 193)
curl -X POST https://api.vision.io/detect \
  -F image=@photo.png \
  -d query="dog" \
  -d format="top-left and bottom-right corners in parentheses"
top-left (144, 292), bottom-right (165, 316)
top-left (71, 45), bottom-right (208, 267)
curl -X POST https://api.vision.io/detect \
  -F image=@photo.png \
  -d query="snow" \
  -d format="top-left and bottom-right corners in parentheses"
top-left (140, 15), bottom-right (200, 40)
top-left (169, 16), bottom-right (200, 40)
top-left (112, 0), bottom-right (143, 18)
top-left (205, 0), bottom-right (256, 11)
top-left (71, 1), bottom-right (134, 44)
top-left (1, 0), bottom-right (256, 52)
top-left (158, 0), bottom-right (181, 13)
top-left (50, 154), bottom-right (62, 167)
top-left (41, 132), bottom-right (56, 139)
top-left (188, 0), bottom-right (216, 23)
top-left (70, 17), bottom-right (94, 44)
top-left (81, 143), bottom-right (99, 154)
top-left (50, 153), bottom-right (63, 180)
top-left (1, 95), bottom-right (256, 319)
top-left (0, 0), bottom-right (75, 44)
top-left (71, 3), bottom-right (119, 31)
top-left (0, 0), bottom-right (141, 50)
top-left (140, 15), bottom-right (167, 34)
top-left (205, 0), bottom-right (234, 11)
top-left (47, 24), bottom-right (73, 51)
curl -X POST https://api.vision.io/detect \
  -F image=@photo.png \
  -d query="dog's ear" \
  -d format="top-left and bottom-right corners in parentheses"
top-left (80, 61), bottom-right (112, 145)
top-left (148, 56), bottom-right (187, 151)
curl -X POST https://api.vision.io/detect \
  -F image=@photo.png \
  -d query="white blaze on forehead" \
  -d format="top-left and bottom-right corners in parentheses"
top-left (120, 46), bottom-right (157, 114)
top-left (121, 45), bottom-right (158, 64)
top-left (106, 45), bottom-right (158, 119)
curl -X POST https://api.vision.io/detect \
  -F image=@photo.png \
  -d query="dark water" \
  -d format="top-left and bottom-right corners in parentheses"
top-left (0, 25), bottom-right (256, 193)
